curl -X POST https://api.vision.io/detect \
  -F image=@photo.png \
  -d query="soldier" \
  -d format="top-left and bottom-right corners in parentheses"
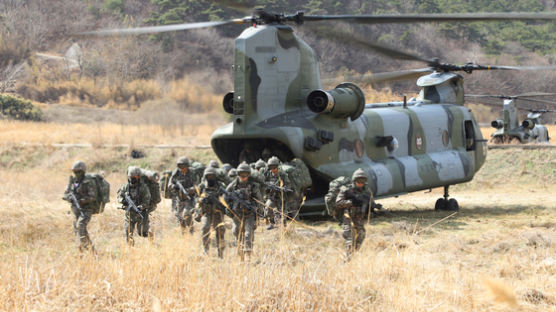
top-left (255, 159), bottom-right (267, 172)
top-left (170, 156), bottom-right (198, 234)
top-left (195, 167), bottom-right (226, 258)
top-left (263, 156), bottom-right (294, 229)
top-left (117, 166), bottom-right (152, 245)
top-left (226, 163), bottom-right (262, 260)
top-left (336, 169), bottom-right (373, 260)
top-left (208, 160), bottom-right (219, 169)
top-left (63, 161), bottom-right (98, 252)
top-left (228, 168), bottom-right (237, 180)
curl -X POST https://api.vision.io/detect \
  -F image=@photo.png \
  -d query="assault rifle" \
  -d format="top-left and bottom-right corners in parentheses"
top-left (68, 190), bottom-right (85, 218)
top-left (219, 187), bottom-right (264, 218)
top-left (346, 192), bottom-right (371, 215)
top-left (264, 182), bottom-right (293, 194)
top-left (123, 193), bottom-right (144, 219)
top-left (175, 181), bottom-right (193, 200)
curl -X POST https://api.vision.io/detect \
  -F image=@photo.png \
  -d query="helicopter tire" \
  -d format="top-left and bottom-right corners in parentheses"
top-left (446, 198), bottom-right (459, 211)
top-left (434, 198), bottom-right (447, 211)
top-left (490, 136), bottom-right (504, 144)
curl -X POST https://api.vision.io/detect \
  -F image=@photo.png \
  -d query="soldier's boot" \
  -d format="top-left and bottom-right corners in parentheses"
top-left (217, 247), bottom-right (224, 259)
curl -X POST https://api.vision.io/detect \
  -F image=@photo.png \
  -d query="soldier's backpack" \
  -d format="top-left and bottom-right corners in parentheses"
top-left (85, 173), bottom-right (110, 214)
top-left (285, 158), bottom-right (312, 194)
top-left (190, 161), bottom-right (206, 184)
top-left (160, 170), bottom-right (173, 199)
top-left (141, 169), bottom-right (161, 208)
top-left (325, 176), bottom-right (351, 220)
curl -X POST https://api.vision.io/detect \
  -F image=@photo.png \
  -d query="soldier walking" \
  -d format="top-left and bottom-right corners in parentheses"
top-left (170, 156), bottom-right (198, 234)
top-left (336, 169), bottom-right (373, 260)
top-left (117, 166), bottom-right (152, 245)
top-left (263, 156), bottom-right (293, 229)
top-left (63, 161), bottom-right (98, 252)
top-left (196, 168), bottom-right (226, 258)
top-left (226, 163), bottom-right (262, 260)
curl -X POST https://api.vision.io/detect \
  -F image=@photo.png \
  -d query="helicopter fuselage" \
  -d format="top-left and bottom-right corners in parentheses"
top-left (211, 24), bottom-right (487, 213)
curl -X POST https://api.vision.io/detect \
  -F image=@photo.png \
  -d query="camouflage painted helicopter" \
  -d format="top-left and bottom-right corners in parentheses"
top-left (81, 9), bottom-right (556, 214)
top-left (466, 94), bottom-right (556, 144)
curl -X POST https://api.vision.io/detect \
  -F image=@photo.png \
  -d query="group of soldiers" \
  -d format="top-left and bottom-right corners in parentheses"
top-left (63, 155), bottom-right (373, 260)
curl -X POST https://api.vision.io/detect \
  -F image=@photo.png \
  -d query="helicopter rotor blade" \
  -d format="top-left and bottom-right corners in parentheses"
top-left (324, 29), bottom-right (435, 64)
top-left (76, 19), bottom-right (247, 36)
top-left (299, 12), bottom-right (556, 24)
top-left (324, 68), bottom-right (434, 85)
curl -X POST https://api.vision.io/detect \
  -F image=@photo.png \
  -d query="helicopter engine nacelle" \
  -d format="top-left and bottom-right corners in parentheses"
top-left (522, 118), bottom-right (535, 130)
top-left (491, 119), bottom-right (504, 129)
top-left (223, 92), bottom-right (234, 114)
top-left (306, 82), bottom-right (365, 121)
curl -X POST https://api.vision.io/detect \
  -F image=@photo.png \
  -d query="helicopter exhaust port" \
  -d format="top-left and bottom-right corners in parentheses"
top-left (306, 82), bottom-right (365, 121)
top-left (223, 92), bottom-right (234, 114)
top-left (522, 119), bottom-right (535, 129)
top-left (491, 119), bottom-right (504, 129)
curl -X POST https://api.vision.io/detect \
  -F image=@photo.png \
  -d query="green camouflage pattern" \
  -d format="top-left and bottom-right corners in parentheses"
top-left (211, 25), bottom-right (487, 215)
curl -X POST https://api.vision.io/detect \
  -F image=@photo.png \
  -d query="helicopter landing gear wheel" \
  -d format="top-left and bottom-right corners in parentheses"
top-left (490, 136), bottom-right (503, 144)
top-left (434, 198), bottom-right (447, 211)
top-left (435, 186), bottom-right (459, 211)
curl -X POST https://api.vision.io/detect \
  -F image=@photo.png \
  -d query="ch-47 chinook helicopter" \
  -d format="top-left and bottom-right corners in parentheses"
top-left (81, 9), bottom-right (556, 215)
top-left (466, 94), bottom-right (556, 144)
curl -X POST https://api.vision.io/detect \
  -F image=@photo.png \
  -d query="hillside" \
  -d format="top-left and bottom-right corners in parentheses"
top-left (2, 0), bottom-right (556, 122)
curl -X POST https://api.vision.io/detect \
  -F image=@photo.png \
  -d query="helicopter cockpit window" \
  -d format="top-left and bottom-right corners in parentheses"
top-left (423, 86), bottom-right (441, 103)
top-left (464, 120), bottom-right (475, 151)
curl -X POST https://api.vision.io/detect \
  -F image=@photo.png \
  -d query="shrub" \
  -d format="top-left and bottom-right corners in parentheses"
top-left (0, 94), bottom-right (43, 121)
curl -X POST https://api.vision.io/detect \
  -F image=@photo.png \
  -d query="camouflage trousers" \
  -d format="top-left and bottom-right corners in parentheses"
top-left (266, 197), bottom-right (293, 225)
top-left (232, 211), bottom-right (256, 255)
top-left (125, 209), bottom-right (151, 245)
top-left (71, 205), bottom-right (93, 251)
top-left (172, 196), bottom-right (194, 233)
top-left (342, 214), bottom-right (366, 258)
top-left (200, 206), bottom-right (225, 258)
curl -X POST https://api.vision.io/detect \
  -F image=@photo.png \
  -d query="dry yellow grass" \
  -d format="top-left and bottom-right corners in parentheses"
top-left (0, 119), bottom-right (221, 146)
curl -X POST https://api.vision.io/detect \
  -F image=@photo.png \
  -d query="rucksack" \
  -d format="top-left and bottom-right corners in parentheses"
top-left (85, 173), bottom-right (110, 214)
top-left (160, 170), bottom-right (173, 199)
top-left (141, 169), bottom-right (161, 207)
top-left (324, 176), bottom-right (351, 219)
top-left (190, 161), bottom-right (206, 184)
top-left (283, 158), bottom-right (312, 195)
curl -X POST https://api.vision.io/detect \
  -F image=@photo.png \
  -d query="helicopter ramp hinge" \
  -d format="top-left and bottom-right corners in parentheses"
top-left (317, 130), bottom-right (334, 144)
top-left (304, 136), bottom-right (322, 151)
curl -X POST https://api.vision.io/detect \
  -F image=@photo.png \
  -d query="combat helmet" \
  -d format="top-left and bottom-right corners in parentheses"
top-left (255, 159), bottom-right (266, 170)
top-left (267, 156), bottom-right (280, 167)
top-left (203, 167), bottom-right (218, 177)
top-left (208, 160), bottom-right (219, 168)
top-left (127, 166), bottom-right (142, 177)
top-left (222, 163), bottom-right (232, 172)
top-left (237, 162), bottom-right (251, 174)
top-left (176, 156), bottom-right (190, 166)
top-left (228, 168), bottom-right (237, 178)
top-left (351, 168), bottom-right (368, 182)
top-left (72, 161), bottom-right (86, 172)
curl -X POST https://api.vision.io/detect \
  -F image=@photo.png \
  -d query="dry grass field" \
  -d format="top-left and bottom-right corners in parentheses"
top-left (0, 118), bottom-right (555, 311)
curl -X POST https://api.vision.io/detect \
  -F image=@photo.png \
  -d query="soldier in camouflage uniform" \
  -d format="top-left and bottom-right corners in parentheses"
top-left (226, 163), bottom-right (262, 260)
top-left (117, 166), bottom-right (152, 245)
top-left (239, 141), bottom-right (259, 164)
top-left (170, 156), bottom-right (198, 234)
top-left (63, 161), bottom-right (98, 252)
top-left (336, 169), bottom-right (373, 260)
top-left (263, 156), bottom-right (293, 229)
top-left (255, 159), bottom-right (267, 172)
top-left (196, 167), bottom-right (226, 258)
top-left (228, 168), bottom-right (237, 180)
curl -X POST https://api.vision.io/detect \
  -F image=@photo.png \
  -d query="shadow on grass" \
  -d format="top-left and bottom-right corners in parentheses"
top-left (368, 204), bottom-right (548, 231)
